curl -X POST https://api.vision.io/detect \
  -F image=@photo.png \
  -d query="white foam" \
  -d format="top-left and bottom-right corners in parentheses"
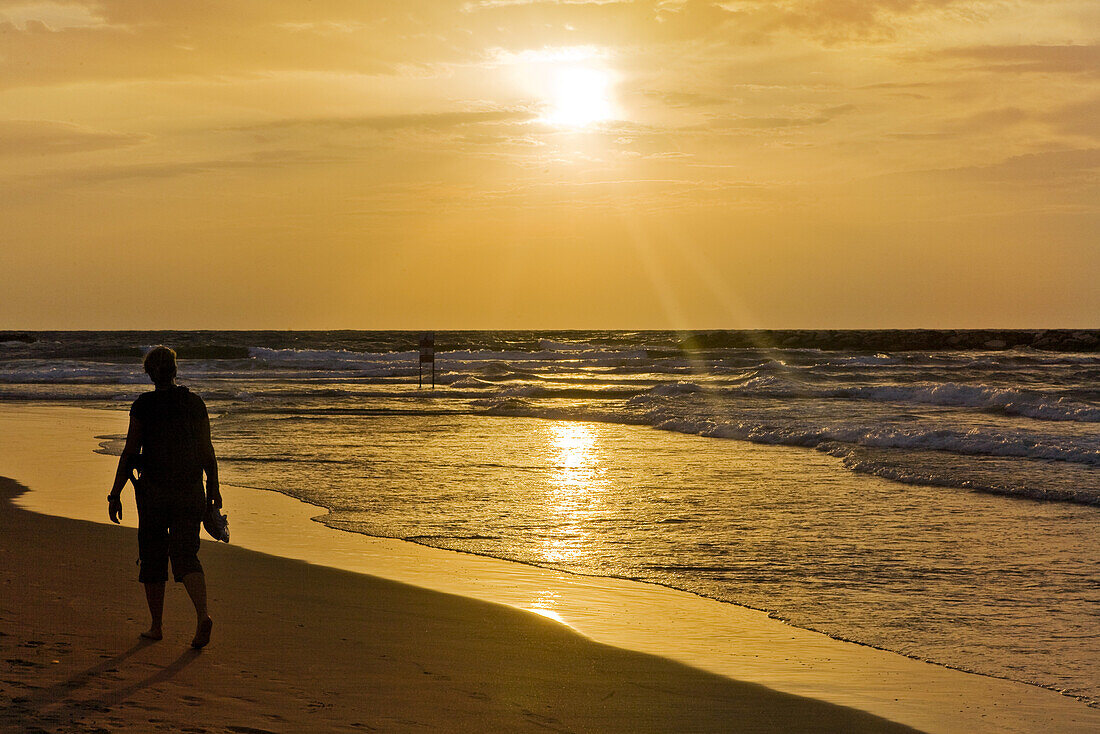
top-left (832, 449), bottom-right (1100, 505)
top-left (538, 339), bottom-right (603, 352)
top-left (249, 346), bottom-right (416, 367)
top-left (249, 346), bottom-right (648, 370)
top-left (626, 376), bottom-right (1100, 424)
top-left (645, 382), bottom-right (705, 396)
top-left (834, 383), bottom-right (1100, 422)
top-left (823, 353), bottom-right (899, 366)
top-left (443, 348), bottom-right (649, 363)
top-left (447, 376), bottom-right (499, 389)
top-left (649, 418), bottom-right (1100, 467)
top-left (0, 364), bottom-right (148, 384)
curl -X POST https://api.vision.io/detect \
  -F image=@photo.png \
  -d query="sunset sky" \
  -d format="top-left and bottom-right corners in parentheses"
top-left (2, 0), bottom-right (1097, 329)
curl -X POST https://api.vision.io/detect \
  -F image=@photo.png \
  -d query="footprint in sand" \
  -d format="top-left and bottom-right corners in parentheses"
top-left (4, 658), bottom-right (43, 668)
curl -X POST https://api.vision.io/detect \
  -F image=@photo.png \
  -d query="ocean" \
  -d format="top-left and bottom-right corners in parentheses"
top-left (2, 330), bottom-right (1097, 706)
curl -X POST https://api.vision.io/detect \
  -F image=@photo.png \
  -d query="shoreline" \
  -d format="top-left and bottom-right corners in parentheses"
top-left (3, 404), bottom-right (1099, 732)
top-left (333, 525), bottom-right (1093, 709)
top-left (308, 499), bottom-right (1088, 710)
top-left (1, 476), bottom-right (923, 733)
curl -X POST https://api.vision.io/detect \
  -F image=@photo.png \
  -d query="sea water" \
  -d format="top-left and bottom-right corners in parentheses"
top-left (1, 331), bottom-right (1097, 705)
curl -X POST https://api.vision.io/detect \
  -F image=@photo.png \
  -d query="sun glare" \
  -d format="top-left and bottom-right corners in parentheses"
top-left (494, 46), bottom-right (616, 129)
top-left (541, 66), bottom-right (614, 128)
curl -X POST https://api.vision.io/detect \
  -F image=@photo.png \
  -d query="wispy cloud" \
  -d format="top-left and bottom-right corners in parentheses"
top-left (641, 90), bottom-right (730, 108)
top-left (21, 157), bottom-right (272, 187)
top-left (230, 110), bottom-right (536, 134)
top-left (0, 120), bottom-right (147, 156)
top-left (868, 148), bottom-right (1100, 187)
top-left (462, 0), bottom-right (630, 11)
top-left (699, 104), bottom-right (856, 130)
top-left (0, 1), bottom-right (112, 31)
top-left (716, 0), bottom-right (1010, 44)
top-left (932, 44), bottom-right (1100, 74)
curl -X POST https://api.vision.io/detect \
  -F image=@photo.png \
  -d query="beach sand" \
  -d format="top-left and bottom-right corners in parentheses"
top-left (0, 475), bottom-right (920, 733)
top-left (2, 405), bottom-right (1098, 733)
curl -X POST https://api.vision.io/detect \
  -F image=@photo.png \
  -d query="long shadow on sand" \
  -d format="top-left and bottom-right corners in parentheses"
top-left (95, 646), bottom-right (200, 707)
top-left (10, 638), bottom-right (199, 728)
top-left (14, 638), bottom-right (153, 709)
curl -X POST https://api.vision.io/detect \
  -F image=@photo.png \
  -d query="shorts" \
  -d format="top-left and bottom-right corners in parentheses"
top-left (135, 482), bottom-right (206, 583)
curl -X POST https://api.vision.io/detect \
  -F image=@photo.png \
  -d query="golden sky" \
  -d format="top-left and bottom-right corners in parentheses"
top-left (2, 0), bottom-right (1097, 328)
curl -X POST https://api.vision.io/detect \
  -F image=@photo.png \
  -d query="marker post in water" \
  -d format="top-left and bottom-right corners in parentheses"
top-left (419, 332), bottom-right (435, 390)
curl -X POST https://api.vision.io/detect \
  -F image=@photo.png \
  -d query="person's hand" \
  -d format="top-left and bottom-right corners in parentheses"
top-left (207, 485), bottom-right (222, 510)
top-left (108, 495), bottom-right (122, 523)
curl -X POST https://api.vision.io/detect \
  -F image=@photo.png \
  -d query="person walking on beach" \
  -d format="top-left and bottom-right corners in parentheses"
top-left (107, 346), bottom-right (221, 649)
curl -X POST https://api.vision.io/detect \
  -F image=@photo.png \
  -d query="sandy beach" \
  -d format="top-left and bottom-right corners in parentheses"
top-left (0, 473), bottom-right (925, 734)
top-left (2, 405), bottom-right (1099, 733)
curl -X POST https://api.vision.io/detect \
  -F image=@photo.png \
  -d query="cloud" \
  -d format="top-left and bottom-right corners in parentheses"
top-left (879, 148), bottom-right (1100, 187)
top-left (916, 97), bottom-right (1100, 140)
top-left (0, 1), bottom-right (710, 90)
top-left (943, 106), bottom-right (1032, 133)
top-left (0, 120), bottom-right (147, 156)
top-left (699, 103), bottom-right (856, 130)
top-left (1050, 96), bottom-right (1100, 139)
top-left (462, 0), bottom-right (630, 10)
top-left (857, 82), bottom-right (936, 89)
top-left (0, 0), bottom-right (1066, 97)
top-left (716, 0), bottom-right (1008, 44)
top-left (984, 148), bottom-right (1100, 178)
top-left (931, 44), bottom-right (1100, 74)
top-left (466, 176), bottom-right (765, 212)
top-left (0, 3), bottom-right (418, 89)
top-left (11, 149), bottom-right (314, 189)
top-left (641, 90), bottom-right (730, 108)
top-left (230, 110), bottom-right (536, 134)
top-left (0, 1), bottom-right (109, 30)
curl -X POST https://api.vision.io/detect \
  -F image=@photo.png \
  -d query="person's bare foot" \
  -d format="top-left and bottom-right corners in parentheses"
top-left (140, 628), bottom-right (163, 641)
top-left (191, 617), bottom-right (212, 649)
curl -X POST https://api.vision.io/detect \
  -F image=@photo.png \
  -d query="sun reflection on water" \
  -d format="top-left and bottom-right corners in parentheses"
top-left (549, 423), bottom-right (603, 490)
top-left (542, 423), bottom-right (608, 563)
top-left (525, 589), bottom-right (569, 626)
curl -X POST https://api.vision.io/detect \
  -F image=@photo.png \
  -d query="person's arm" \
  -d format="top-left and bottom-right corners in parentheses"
top-left (198, 401), bottom-right (221, 509)
top-left (108, 416), bottom-right (142, 523)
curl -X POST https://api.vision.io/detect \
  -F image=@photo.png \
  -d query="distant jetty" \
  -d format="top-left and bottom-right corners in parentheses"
top-left (3, 329), bottom-right (1098, 353)
top-left (678, 329), bottom-right (1100, 352)
top-left (0, 332), bottom-right (34, 344)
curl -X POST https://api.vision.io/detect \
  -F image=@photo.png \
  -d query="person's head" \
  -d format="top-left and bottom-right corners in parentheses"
top-left (143, 345), bottom-right (178, 387)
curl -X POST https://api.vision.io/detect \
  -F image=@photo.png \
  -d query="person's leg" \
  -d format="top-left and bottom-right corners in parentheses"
top-left (137, 494), bottom-right (169, 640)
top-left (181, 572), bottom-right (212, 648)
top-left (170, 487), bottom-right (211, 647)
top-left (142, 582), bottom-right (165, 640)
top-left (180, 571), bottom-right (207, 620)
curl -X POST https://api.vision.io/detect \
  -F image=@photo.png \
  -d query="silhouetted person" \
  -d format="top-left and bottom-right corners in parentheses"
top-left (108, 346), bottom-right (221, 649)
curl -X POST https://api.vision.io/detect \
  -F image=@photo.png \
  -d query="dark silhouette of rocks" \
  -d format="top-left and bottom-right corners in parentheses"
top-left (3, 329), bottom-right (1097, 354)
top-left (0, 332), bottom-right (35, 344)
top-left (678, 329), bottom-right (1100, 353)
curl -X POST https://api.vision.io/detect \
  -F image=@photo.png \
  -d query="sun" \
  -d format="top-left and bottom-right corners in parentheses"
top-left (540, 65), bottom-right (614, 128)
top-left (493, 46), bottom-right (617, 129)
